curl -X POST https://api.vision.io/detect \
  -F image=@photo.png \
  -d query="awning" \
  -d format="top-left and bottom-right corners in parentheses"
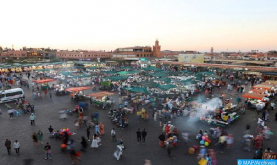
top-left (241, 93), bottom-right (267, 100)
top-left (86, 92), bottom-right (114, 98)
top-left (65, 87), bottom-right (91, 92)
top-left (250, 89), bottom-right (267, 94)
top-left (265, 80), bottom-right (277, 85)
top-left (60, 72), bottom-right (72, 76)
top-left (157, 84), bottom-right (176, 90)
top-left (33, 79), bottom-right (56, 84)
top-left (253, 83), bottom-right (274, 90)
top-left (125, 87), bottom-right (149, 94)
top-left (143, 67), bottom-right (161, 71)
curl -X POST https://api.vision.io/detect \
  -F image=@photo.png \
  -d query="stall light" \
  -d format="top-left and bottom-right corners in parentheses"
top-left (245, 68), bottom-right (248, 71)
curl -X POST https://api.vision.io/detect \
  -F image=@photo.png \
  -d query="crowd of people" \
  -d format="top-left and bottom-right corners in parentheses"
top-left (1, 65), bottom-right (277, 165)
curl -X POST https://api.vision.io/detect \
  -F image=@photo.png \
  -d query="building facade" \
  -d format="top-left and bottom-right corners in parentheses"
top-left (113, 40), bottom-right (161, 59)
top-left (56, 50), bottom-right (112, 60)
top-left (0, 50), bottom-right (27, 58)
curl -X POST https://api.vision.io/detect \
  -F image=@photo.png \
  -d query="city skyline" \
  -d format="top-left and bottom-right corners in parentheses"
top-left (1, 0), bottom-right (277, 52)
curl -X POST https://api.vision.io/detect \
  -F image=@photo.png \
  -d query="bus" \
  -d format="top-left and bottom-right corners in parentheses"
top-left (0, 88), bottom-right (25, 103)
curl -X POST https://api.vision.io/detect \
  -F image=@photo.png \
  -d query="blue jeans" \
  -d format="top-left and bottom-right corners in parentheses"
top-left (46, 152), bottom-right (51, 159)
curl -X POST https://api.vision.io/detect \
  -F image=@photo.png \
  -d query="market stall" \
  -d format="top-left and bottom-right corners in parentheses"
top-left (242, 93), bottom-right (268, 110)
top-left (65, 87), bottom-right (91, 101)
top-left (33, 79), bottom-right (56, 90)
top-left (87, 91), bottom-right (115, 109)
top-left (253, 83), bottom-right (274, 90)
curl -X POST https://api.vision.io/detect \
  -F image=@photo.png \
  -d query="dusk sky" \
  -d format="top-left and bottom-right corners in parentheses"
top-left (1, 0), bottom-right (277, 52)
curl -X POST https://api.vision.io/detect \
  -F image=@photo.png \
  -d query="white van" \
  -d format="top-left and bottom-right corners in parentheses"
top-left (0, 88), bottom-right (25, 103)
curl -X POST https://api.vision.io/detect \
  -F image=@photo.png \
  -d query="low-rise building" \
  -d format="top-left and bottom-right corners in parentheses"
top-left (56, 50), bottom-right (112, 60)
top-left (113, 40), bottom-right (161, 59)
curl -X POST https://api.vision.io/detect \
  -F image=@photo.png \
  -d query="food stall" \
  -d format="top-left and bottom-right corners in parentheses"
top-left (87, 91), bottom-right (115, 109)
top-left (249, 89), bottom-right (270, 96)
top-left (241, 93), bottom-right (268, 110)
top-left (33, 79), bottom-right (56, 90)
top-left (198, 99), bottom-right (240, 127)
top-left (65, 87), bottom-right (91, 101)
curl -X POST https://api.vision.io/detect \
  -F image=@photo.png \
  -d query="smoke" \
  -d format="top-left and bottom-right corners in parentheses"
top-left (187, 97), bottom-right (223, 123)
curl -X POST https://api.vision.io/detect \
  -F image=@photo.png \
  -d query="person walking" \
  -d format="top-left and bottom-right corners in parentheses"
top-left (29, 113), bottom-right (35, 125)
top-left (37, 130), bottom-right (44, 144)
top-left (44, 142), bottom-right (52, 160)
top-left (80, 136), bottom-right (88, 151)
top-left (136, 128), bottom-right (142, 144)
top-left (158, 133), bottom-right (166, 147)
top-left (13, 140), bottom-right (20, 154)
top-left (5, 139), bottom-right (11, 155)
top-left (32, 132), bottom-right (38, 146)
top-left (166, 142), bottom-right (173, 157)
top-left (86, 126), bottom-right (91, 141)
top-left (95, 123), bottom-right (99, 135)
top-left (99, 122), bottom-right (105, 135)
top-left (111, 128), bottom-right (116, 142)
top-left (48, 125), bottom-right (54, 138)
top-left (142, 129), bottom-right (147, 144)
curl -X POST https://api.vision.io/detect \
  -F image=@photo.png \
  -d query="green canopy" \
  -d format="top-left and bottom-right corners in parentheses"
top-left (106, 76), bottom-right (128, 81)
top-left (149, 71), bottom-right (169, 77)
top-left (52, 62), bottom-right (63, 65)
top-left (22, 64), bottom-right (33, 67)
top-left (0, 65), bottom-right (12, 68)
top-left (60, 71), bottom-right (72, 76)
top-left (117, 71), bottom-right (129, 75)
top-left (196, 71), bottom-right (214, 76)
top-left (155, 77), bottom-right (171, 83)
top-left (157, 84), bottom-right (176, 90)
top-left (180, 79), bottom-right (198, 85)
top-left (118, 71), bottom-right (139, 75)
top-left (86, 67), bottom-right (98, 70)
top-left (143, 66), bottom-right (161, 71)
top-left (125, 87), bottom-right (149, 94)
top-left (33, 63), bottom-right (42, 66)
top-left (72, 66), bottom-right (85, 69)
top-left (12, 63), bottom-right (22, 66)
top-left (209, 75), bottom-right (221, 79)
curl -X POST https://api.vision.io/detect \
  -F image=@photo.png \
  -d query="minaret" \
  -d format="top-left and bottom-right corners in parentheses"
top-left (211, 47), bottom-right (214, 54)
top-left (153, 40), bottom-right (161, 58)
